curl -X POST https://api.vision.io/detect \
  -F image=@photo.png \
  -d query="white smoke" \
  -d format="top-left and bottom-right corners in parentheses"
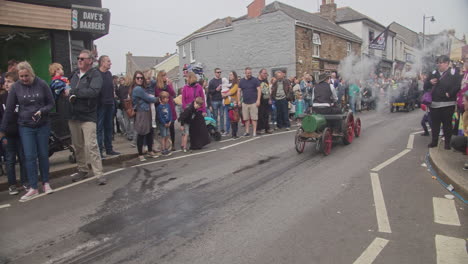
top-left (338, 53), bottom-right (379, 84)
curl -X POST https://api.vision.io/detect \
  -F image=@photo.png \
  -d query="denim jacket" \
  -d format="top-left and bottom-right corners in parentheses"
top-left (132, 85), bottom-right (157, 112)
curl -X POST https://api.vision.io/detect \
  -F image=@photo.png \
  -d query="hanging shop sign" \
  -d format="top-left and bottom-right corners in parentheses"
top-left (71, 5), bottom-right (110, 34)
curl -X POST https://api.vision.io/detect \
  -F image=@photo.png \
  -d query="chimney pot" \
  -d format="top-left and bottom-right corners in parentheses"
top-left (247, 0), bottom-right (265, 19)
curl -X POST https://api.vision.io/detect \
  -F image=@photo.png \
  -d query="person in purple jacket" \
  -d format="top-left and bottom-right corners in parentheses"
top-left (0, 61), bottom-right (55, 201)
top-left (154, 70), bottom-right (177, 151)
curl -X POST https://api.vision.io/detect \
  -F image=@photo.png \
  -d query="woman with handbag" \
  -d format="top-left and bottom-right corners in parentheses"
top-left (131, 71), bottom-right (159, 161)
top-left (424, 55), bottom-right (461, 149)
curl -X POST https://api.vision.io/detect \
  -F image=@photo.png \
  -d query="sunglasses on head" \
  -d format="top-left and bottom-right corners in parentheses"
top-left (77, 57), bottom-right (90, 61)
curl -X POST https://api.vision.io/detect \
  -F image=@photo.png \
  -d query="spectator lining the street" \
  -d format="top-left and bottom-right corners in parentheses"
top-left (257, 68), bottom-right (272, 134)
top-left (238, 67), bottom-right (261, 137)
top-left (154, 70), bottom-right (177, 151)
top-left (271, 70), bottom-right (292, 130)
top-left (178, 96), bottom-right (210, 150)
top-left (0, 61), bottom-right (55, 201)
top-left (157, 91), bottom-right (172, 156)
top-left (223, 71), bottom-right (240, 139)
top-left (0, 71), bottom-right (28, 196)
top-left (208, 68), bottom-right (225, 134)
top-left (68, 49), bottom-right (107, 185)
top-left (131, 71), bottom-right (159, 161)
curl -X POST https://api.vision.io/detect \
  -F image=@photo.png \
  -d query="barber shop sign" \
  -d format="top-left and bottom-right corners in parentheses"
top-left (71, 5), bottom-right (110, 34)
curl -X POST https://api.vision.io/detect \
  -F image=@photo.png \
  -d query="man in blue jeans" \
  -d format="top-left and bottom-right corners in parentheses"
top-left (271, 71), bottom-right (292, 130)
top-left (97, 55), bottom-right (120, 158)
top-left (208, 68), bottom-right (225, 134)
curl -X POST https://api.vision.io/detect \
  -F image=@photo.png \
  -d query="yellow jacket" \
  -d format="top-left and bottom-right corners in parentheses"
top-left (224, 84), bottom-right (238, 105)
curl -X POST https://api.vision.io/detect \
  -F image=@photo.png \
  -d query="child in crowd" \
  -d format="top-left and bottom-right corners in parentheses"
top-left (420, 104), bottom-right (432, 136)
top-left (0, 72), bottom-right (28, 195)
top-left (221, 77), bottom-right (231, 100)
top-left (228, 102), bottom-right (240, 139)
top-left (179, 97), bottom-right (210, 151)
top-left (49, 63), bottom-right (70, 101)
top-left (157, 91), bottom-right (172, 156)
top-left (294, 92), bottom-right (305, 124)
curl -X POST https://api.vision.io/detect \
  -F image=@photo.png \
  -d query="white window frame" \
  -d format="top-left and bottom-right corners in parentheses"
top-left (346, 42), bottom-right (351, 55)
top-left (312, 33), bottom-right (321, 58)
top-left (189, 41), bottom-right (195, 63)
top-left (182, 45), bottom-right (186, 58)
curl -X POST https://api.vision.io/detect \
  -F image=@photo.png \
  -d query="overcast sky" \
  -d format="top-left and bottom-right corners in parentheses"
top-left (95, 0), bottom-right (468, 75)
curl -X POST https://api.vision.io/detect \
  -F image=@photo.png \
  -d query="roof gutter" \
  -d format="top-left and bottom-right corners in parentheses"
top-left (295, 20), bottom-right (362, 44)
top-left (177, 26), bottom-right (233, 46)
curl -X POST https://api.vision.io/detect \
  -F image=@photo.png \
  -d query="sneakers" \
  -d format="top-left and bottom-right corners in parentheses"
top-left (221, 132), bottom-right (229, 136)
top-left (286, 127), bottom-right (291, 131)
top-left (266, 129), bottom-right (273, 134)
top-left (97, 176), bottom-right (107, 185)
top-left (71, 171), bottom-right (88, 182)
top-left (243, 133), bottom-right (250, 137)
top-left (8, 185), bottom-right (19, 195)
top-left (106, 150), bottom-right (121, 156)
top-left (183, 148), bottom-right (188, 153)
top-left (162, 150), bottom-right (172, 156)
top-left (139, 155), bottom-right (147, 162)
top-left (463, 162), bottom-right (468, 171)
top-left (43, 183), bottom-right (54, 194)
top-left (252, 133), bottom-right (257, 137)
top-left (146, 151), bottom-right (160, 158)
top-left (20, 189), bottom-right (39, 202)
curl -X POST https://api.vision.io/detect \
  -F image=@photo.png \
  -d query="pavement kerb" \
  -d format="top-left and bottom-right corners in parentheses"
top-left (0, 153), bottom-right (138, 192)
top-left (428, 148), bottom-right (468, 200)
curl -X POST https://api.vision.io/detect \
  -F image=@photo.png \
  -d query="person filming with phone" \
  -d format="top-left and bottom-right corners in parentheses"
top-left (0, 61), bottom-right (55, 201)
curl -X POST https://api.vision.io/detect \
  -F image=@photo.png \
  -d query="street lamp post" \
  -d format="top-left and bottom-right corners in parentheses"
top-left (422, 15), bottom-right (435, 49)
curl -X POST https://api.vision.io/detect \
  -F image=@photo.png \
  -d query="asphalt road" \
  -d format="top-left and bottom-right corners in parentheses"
top-left (0, 109), bottom-right (466, 264)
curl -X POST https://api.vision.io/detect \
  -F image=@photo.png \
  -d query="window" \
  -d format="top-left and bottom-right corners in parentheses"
top-left (346, 42), bottom-right (352, 55)
top-left (313, 71), bottom-right (320, 82)
top-left (369, 30), bottom-right (374, 42)
top-left (182, 45), bottom-right (186, 58)
top-left (189, 41), bottom-right (195, 62)
top-left (312, 33), bottom-right (321, 57)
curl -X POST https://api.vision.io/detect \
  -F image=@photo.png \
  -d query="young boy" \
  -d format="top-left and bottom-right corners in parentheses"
top-left (178, 97), bottom-right (204, 152)
top-left (49, 63), bottom-right (70, 100)
top-left (0, 72), bottom-right (28, 195)
top-left (157, 91), bottom-right (172, 156)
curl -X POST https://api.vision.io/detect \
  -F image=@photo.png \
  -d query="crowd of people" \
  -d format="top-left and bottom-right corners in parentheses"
top-left (0, 51), bottom-right (466, 201)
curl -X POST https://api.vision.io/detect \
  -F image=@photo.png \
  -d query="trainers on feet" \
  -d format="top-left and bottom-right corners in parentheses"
top-left (252, 133), bottom-right (257, 137)
top-left (243, 133), bottom-right (250, 137)
top-left (8, 185), bottom-right (19, 195)
top-left (43, 183), bottom-right (54, 194)
top-left (97, 177), bottom-right (107, 185)
top-left (71, 171), bottom-right (88, 182)
top-left (162, 150), bottom-right (172, 156)
top-left (147, 151), bottom-right (160, 158)
top-left (106, 150), bottom-right (121, 156)
top-left (464, 162), bottom-right (468, 171)
top-left (139, 155), bottom-right (147, 162)
top-left (20, 189), bottom-right (39, 202)
top-left (286, 127), bottom-right (291, 131)
top-left (183, 148), bottom-right (188, 153)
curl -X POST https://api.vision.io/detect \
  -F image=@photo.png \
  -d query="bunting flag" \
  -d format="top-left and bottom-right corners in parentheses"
top-left (369, 27), bottom-right (389, 50)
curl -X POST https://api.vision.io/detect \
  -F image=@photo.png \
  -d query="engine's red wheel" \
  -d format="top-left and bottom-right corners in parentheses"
top-left (342, 112), bottom-right (355, 145)
top-left (295, 128), bottom-right (306, 153)
top-left (354, 118), bottom-right (361, 137)
top-left (321, 127), bottom-right (332, 156)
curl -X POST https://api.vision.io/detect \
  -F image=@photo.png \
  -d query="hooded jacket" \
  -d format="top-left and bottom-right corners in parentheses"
top-left (68, 67), bottom-right (103, 122)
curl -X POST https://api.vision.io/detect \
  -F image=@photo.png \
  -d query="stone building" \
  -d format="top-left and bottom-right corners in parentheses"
top-left (388, 22), bottom-right (420, 78)
top-left (176, 0), bottom-right (361, 86)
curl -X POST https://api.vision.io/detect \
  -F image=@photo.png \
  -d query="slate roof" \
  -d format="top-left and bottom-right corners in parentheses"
top-left (128, 55), bottom-right (170, 72)
top-left (177, 17), bottom-right (233, 44)
top-left (166, 66), bottom-right (179, 81)
top-left (336, 7), bottom-right (385, 29)
top-left (389, 22), bottom-right (420, 47)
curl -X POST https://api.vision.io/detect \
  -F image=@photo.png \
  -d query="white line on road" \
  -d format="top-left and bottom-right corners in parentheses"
top-left (220, 138), bottom-right (235, 143)
top-left (371, 149), bottom-right (411, 172)
top-left (435, 235), bottom-right (468, 264)
top-left (370, 173), bottom-right (392, 233)
top-left (260, 130), bottom-right (296, 137)
top-left (219, 137), bottom-right (258, 150)
top-left (132, 149), bottom-right (218, 167)
top-left (0, 204), bottom-right (11, 209)
top-left (433, 197), bottom-right (461, 226)
top-left (353, 237), bottom-right (389, 264)
top-left (407, 134), bottom-right (414, 149)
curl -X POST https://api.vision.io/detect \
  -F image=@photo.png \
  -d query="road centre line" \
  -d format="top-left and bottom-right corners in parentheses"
top-left (370, 173), bottom-right (392, 233)
top-left (371, 149), bottom-right (411, 172)
top-left (435, 235), bottom-right (468, 264)
top-left (132, 149), bottom-right (217, 168)
top-left (353, 237), bottom-right (389, 264)
top-left (432, 197), bottom-right (461, 226)
top-left (0, 204), bottom-right (11, 209)
top-left (407, 134), bottom-right (414, 149)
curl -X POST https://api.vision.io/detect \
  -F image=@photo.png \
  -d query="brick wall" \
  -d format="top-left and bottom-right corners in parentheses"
top-left (295, 25), bottom-right (361, 76)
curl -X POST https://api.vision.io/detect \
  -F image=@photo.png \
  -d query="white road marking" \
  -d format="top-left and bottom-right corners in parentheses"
top-left (0, 204), bottom-right (11, 209)
top-left (435, 235), bottom-right (468, 264)
top-left (260, 130), bottom-right (296, 137)
top-left (220, 138), bottom-right (235, 143)
top-left (433, 197), bottom-right (461, 226)
top-left (219, 137), bottom-right (258, 150)
top-left (370, 173), bottom-right (392, 233)
top-left (132, 149), bottom-right (217, 167)
top-left (353, 237), bottom-right (389, 264)
top-left (406, 134), bottom-right (414, 149)
top-left (371, 149), bottom-right (411, 172)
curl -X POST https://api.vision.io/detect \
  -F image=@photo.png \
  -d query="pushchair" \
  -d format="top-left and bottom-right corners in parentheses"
top-left (49, 111), bottom-right (76, 163)
top-left (204, 116), bottom-right (222, 141)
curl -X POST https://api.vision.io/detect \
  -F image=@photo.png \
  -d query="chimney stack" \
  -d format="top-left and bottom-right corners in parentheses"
top-left (247, 0), bottom-right (265, 19)
top-left (319, 0), bottom-right (337, 23)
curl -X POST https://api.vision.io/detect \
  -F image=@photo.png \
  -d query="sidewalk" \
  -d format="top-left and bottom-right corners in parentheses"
top-left (429, 142), bottom-right (468, 199)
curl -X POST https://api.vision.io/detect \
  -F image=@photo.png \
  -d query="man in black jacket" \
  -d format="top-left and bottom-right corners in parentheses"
top-left (67, 49), bottom-right (106, 185)
top-left (312, 73), bottom-right (341, 114)
top-left (208, 68), bottom-right (224, 133)
top-left (424, 55), bottom-right (461, 149)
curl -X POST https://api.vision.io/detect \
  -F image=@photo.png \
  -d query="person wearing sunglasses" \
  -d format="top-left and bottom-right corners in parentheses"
top-left (0, 61), bottom-right (55, 201)
top-left (67, 49), bottom-right (107, 185)
top-left (208, 68), bottom-right (225, 135)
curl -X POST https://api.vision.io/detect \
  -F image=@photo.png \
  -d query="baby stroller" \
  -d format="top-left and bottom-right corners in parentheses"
top-left (49, 111), bottom-right (76, 163)
top-left (204, 116), bottom-right (222, 141)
